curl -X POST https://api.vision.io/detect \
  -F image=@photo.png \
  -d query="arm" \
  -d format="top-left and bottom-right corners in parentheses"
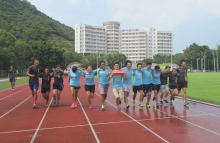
top-left (108, 74), bottom-right (112, 81)
top-left (26, 68), bottom-right (35, 78)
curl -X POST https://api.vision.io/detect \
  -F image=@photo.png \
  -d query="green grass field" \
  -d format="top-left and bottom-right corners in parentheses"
top-left (0, 77), bottom-right (29, 91)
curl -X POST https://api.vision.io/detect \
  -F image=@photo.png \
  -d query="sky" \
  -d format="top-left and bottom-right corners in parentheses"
top-left (28, 0), bottom-right (220, 54)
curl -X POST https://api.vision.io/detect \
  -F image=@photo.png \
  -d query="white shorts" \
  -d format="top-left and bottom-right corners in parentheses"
top-left (160, 84), bottom-right (169, 93)
top-left (98, 84), bottom-right (109, 94)
top-left (113, 88), bottom-right (123, 99)
top-left (122, 84), bottom-right (131, 92)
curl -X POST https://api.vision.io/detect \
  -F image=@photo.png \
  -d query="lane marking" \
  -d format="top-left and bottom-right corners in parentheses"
top-left (0, 87), bottom-right (29, 101)
top-left (78, 98), bottom-right (100, 143)
top-left (30, 98), bottom-right (53, 143)
top-left (95, 92), bottom-right (169, 143)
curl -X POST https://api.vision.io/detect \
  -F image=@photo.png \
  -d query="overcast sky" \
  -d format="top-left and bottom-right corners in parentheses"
top-left (28, 0), bottom-right (220, 53)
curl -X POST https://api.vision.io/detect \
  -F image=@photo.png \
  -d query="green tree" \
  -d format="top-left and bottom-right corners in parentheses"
top-left (153, 54), bottom-right (167, 64)
top-left (142, 58), bottom-right (154, 65)
top-left (104, 52), bottom-right (127, 69)
top-left (64, 52), bottom-right (83, 67)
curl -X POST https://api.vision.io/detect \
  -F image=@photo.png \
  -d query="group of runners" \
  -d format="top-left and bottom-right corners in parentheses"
top-left (8, 58), bottom-right (189, 110)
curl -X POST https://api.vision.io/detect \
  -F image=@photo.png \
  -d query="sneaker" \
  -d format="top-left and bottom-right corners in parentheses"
top-left (139, 103), bottom-right (143, 107)
top-left (132, 100), bottom-right (135, 106)
top-left (101, 105), bottom-right (105, 110)
top-left (71, 103), bottom-right (75, 108)
top-left (160, 100), bottom-right (163, 105)
top-left (163, 99), bottom-right (169, 103)
top-left (46, 104), bottom-right (48, 107)
top-left (119, 100), bottom-right (121, 104)
top-left (172, 96), bottom-right (175, 101)
top-left (146, 103), bottom-right (151, 108)
top-left (184, 101), bottom-right (189, 106)
top-left (53, 102), bottom-right (57, 107)
top-left (153, 97), bottom-right (155, 101)
top-left (170, 101), bottom-right (173, 106)
top-left (12, 88), bottom-right (15, 90)
top-left (57, 102), bottom-right (60, 106)
top-left (126, 105), bottom-right (130, 110)
top-left (118, 106), bottom-right (121, 110)
top-left (156, 102), bottom-right (159, 107)
top-left (33, 104), bottom-right (36, 108)
top-left (89, 105), bottom-right (93, 109)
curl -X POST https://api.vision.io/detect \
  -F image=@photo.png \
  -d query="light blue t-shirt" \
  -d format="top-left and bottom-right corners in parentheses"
top-left (69, 70), bottom-right (82, 87)
top-left (98, 68), bottom-right (110, 85)
top-left (121, 67), bottom-right (133, 85)
top-left (142, 68), bottom-right (153, 84)
top-left (132, 70), bottom-right (142, 86)
top-left (152, 70), bottom-right (161, 85)
top-left (84, 70), bottom-right (96, 85)
top-left (110, 74), bottom-right (123, 88)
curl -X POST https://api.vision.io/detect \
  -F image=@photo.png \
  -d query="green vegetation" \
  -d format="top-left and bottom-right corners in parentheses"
top-left (0, 77), bottom-right (28, 90)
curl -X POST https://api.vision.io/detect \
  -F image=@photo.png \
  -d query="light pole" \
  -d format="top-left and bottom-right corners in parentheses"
top-left (170, 34), bottom-right (174, 70)
top-left (197, 58), bottom-right (200, 71)
top-left (216, 44), bottom-right (220, 71)
top-left (96, 40), bottom-right (98, 69)
top-left (201, 58), bottom-right (203, 71)
top-left (191, 61), bottom-right (192, 72)
top-left (204, 52), bottom-right (207, 72)
top-left (212, 52), bottom-right (215, 72)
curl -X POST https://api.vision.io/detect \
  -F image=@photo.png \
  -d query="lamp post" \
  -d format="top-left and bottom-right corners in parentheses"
top-left (204, 52), bottom-right (207, 72)
top-left (197, 58), bottom-right (200, 71)
top-left (191, 61), bottom-right (192, 72)
top-left (212, 52), bottom-right (215, 72)
top-left (216, 44), bottom-right (220, 72)
top-left (201, 58), bottom-right (203, 71)
top-left (170, 34), bottom-right (174, 70)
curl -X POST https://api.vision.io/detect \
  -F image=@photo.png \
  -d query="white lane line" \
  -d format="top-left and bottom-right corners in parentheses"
top-left (0, 113), bottom-right (209, 135)
top-left (0, 96), bottom-right (31, 119)
top-left (129, 97), bottom-right (220, 136)
top-left (0, 87), bottom-right (29, 101)
top-left (95, 92), bottom-right (169, 143)
top-left (30, 98), bottom-right (53, 143)
top-left (77, 98), bottom-right (100, 143)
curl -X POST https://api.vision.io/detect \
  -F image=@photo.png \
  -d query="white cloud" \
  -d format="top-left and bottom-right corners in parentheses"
top-left (69, 0), bottom-right (80, 4)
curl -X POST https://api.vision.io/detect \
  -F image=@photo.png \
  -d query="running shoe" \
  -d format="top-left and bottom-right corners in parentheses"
top-left (33, 104), bottom-right (36, 109)
top-left (126, 105), bottom-right (130, 110)
top-left (156, 102), bottom-right (159, 107)
top-left (172, 96), bottom-right (175, 101)
top-left (139, 103), bottom-right (143, 107)
top-left (160, 100), bottom-right (163, 105)
top-left (57, 102), bottom-right (60, 106)
top-left (163, 99), bottom-right (169, 103)
top-left (12, 88), bottom-right (15, 90)
top-left (46, 104), bottom-right (48, 107)
top-left (118, 106), bottom-right (121, 110)
top-left (71, 103), bottom-right (75, 108)
top-left (153, 97), bottom-right (155, 101)
top-left (146, 103), bottom-right (151, 108)
top-left (53, 102), bottom-right (57, 107)
top-left (184, 101), bottom-right (189, 106)
top-left (170, 101), bottom-right (173, 106)
top-left (101, 104), bottom-right (105, 110)
top-left (89, 105), bottom-right (93, 109)
top-left (132, 100), bottom-right (135, 106)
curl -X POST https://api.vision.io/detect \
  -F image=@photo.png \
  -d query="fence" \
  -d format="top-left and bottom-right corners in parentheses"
top-left (0, 70), bottom-right (26, 78)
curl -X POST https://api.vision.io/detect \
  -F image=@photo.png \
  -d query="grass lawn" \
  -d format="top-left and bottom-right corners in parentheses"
top-left (0, 77), bottom-right (29, 91)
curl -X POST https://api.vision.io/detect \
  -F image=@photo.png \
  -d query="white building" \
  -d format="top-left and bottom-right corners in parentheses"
top-left (75, 21), bottom-right (173, 62)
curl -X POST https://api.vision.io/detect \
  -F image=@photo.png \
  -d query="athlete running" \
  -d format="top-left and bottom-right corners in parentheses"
top-left (177, 60), bottom-right (189, 106)
top-left (169, 68), bottom-right (179, 105)
top-left (97, 61), bottom-right (111, 110)
top-left (109, 62), bottom-right (126, 110)
top-left (141, 62), bottom-right (153, 108)
top-left (83, 66), bottom-right (96, 109)
top-left (152, 65), bottom-right (161, 108)
top-left (159, 66), bottom-right (171, 104)
top-left (132, 63), bottom-right (144, 107)
top-left (26, 59), bottom-right (42, 108)
top-left (121, 60), bottom-right (133, 110)
top-left (8, 66), bottom-right (16, 90)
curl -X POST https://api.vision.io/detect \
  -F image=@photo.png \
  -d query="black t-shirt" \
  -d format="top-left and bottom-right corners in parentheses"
top-left (40, 74), bottom-right (51, 88)
top-left (8, 70), bottom-right (16, 78)
top-left (53, 71), bottom-right (63, 85)
top-left (169, 73), bottom-right (178, 85)
top-left (160, 72), bottom-right (169, 85)
top-left (28, 65), bottom-right (43, 82)
top-left (177, 68), bottom-right (187, 82)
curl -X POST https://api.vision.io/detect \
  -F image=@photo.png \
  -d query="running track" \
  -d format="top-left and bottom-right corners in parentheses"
top-left (1, 78), bottom-right (220, 143)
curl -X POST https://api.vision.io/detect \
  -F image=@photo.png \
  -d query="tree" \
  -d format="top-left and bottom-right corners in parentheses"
top-left (64, 52), bottom-right (83, 67)
top-left (153, 54), bottom-right (167, 64)
top-left (142, 58), bottom-right (154, 65)
top-left (104, 52), bottom-right (127, 69)
top-left (80, 54), bottom-right (104, 69)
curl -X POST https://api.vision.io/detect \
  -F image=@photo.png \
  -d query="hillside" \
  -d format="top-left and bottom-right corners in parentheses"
top-left (0, 0), bottom-right (74, 50)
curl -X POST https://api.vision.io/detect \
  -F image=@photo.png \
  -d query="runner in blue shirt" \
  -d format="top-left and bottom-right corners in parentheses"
top-left (121, 60), bottom-right (133, 110)
top-left (152, 65), bottom-right (161, 107)
top-left (97, 61), bottom-right (111, 110)
top-left (132, 63), bottom-right (144, 108)
top-left (84, 66), bottom-right (97, 109)
top-left (141, 62), bottom-right (153, 108)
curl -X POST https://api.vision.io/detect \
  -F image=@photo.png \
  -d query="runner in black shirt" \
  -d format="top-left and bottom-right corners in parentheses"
top-left (159, 66), bottom-right (170, 104)
top-left (169, 68), bottom-right (179, 105)
top-left (51, 65), bottom-right (64, 107)
top-left (39, 67), bottom-right (52, 107)
top-left (8, 66), bottom-right (16, 90)
top-left (26, 59), bottom-right (43, 108)
top-left (177, 60), bottom-right (189, 106)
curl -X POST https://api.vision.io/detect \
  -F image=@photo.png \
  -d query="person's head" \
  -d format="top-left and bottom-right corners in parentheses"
top-left (137, 63), bottom-right (142, 70)
top-left (44, 67), bottom-right (49, 75)
top-left (125, 60), bottom-right (132, 68)
top-left (114, 62), bottom-right (120, 70)
top-left (100, 61), bottom-right (105, 69)
top-left (72, 66), bottom-right (77, 73)
top-left (55, 65), bottom-right (61, 72)
top-left (165, 66), bottom-right (171, 73)
top-left (10, 66), bottom-right (13, 70)
top-left (146, 62), bottom-right (152, 69)
top-left (172, 68), bottom-right (177, 75)
top-left (180, 60), bottom-right (186, 68)
top-left (33, 59), bottom-right (39, 67)
top-left (155, 65), bottom-right (160, 72)
top-left (87, 66), bottom-right (92, 72)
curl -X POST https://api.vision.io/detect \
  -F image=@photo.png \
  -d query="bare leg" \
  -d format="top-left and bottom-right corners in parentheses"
top-left (154, 90), bottom-right (158, 102)
top-left (139, 90), bottom-right (143, 102)
top-left (45, 92), bottom-right (49, 104)
top-left (147, 92), bottom-right (151, 104)
top-left (183, 88), bottom-right (187, 101)
top-left (124, 91), bottom-right (128, 106)
top-left (53, 89), bottom-right (57, 103)
top-left (86, 91), bottom-right (91, 106)
top-left (57, 90), bottom-right (61, 103)
top-left (33, 89), bottom-right (38, 104)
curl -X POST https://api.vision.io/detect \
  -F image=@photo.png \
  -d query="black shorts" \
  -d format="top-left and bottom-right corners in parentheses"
top-left (177, 81), bottom-right (187, 90)
top-left (133, 85), bottom-right (143, 94)
top-left (143, 84), bottom-right (152, 94)
top-left (41, 87), bottom-right (50, 93)
top-left (53, 84), bottom-right (63, 91)
top-left (169, 85), bottom-right (177, 90)
top-left (84, 85), bottom-right (95, 93)
top-left (70, 86), bottom-right (81, 89)
top-left (152, 84), bottom-right (160, 92)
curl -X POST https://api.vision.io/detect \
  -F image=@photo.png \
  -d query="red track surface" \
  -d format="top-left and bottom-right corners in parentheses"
top-left (1, 77), bottom-right (220, 143)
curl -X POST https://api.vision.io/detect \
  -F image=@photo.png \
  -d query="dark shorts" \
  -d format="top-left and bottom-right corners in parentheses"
top-left (29, 82), bottom-right (39, 90)
top-left (70, 85), bottom-right (81, 89)
top-left (177, 81), bottom-right (187, 90)
top-left (152, 84), bottom-right (160, 92)
top-left (53, 84), bottom-right (63, 91)
top-left (133, 85), bottom-right (143, 94)
top-left (41, 87), bottom-right (50, 93)
top-left (169, 85), bottom-right (177, 90)
top-left (143, 84), bottom-right (152, 94)
top-left (84, 85), bottom-right (95, 93)
top-left (9, 78), bottom-right (16, 82)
